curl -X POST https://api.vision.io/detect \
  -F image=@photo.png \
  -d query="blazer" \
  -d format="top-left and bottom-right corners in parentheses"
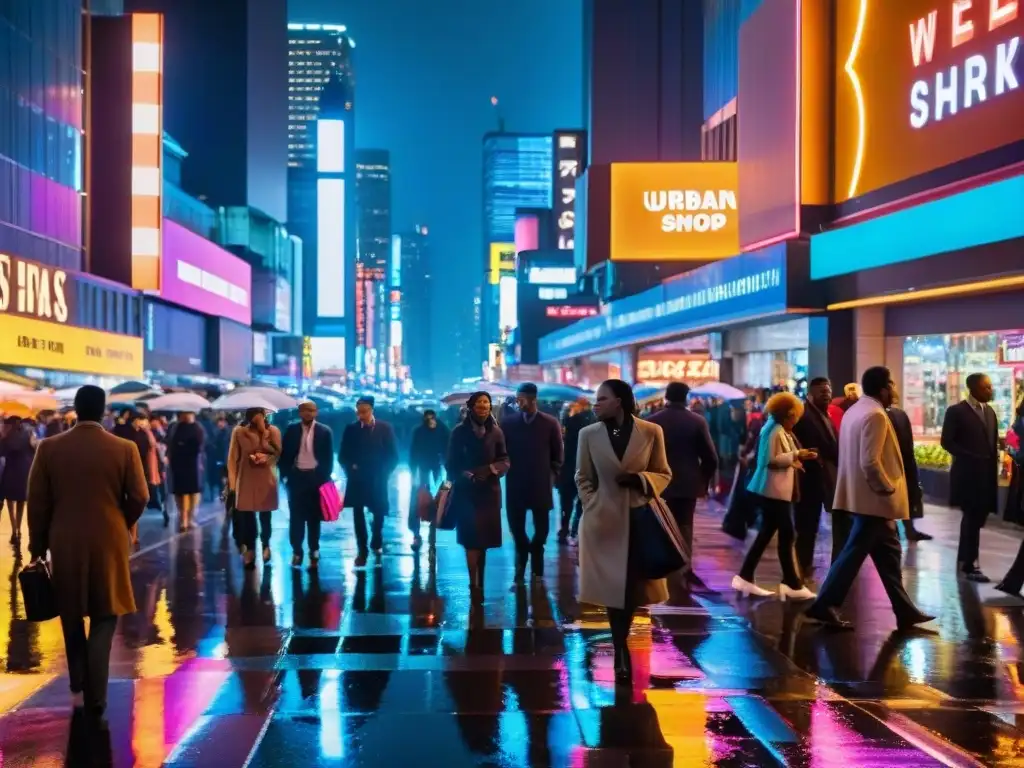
top-left (832, 395), bottom-right (909, 520)
top-left (279, 421), bottom-right (335, 486)
top-left (792, 401), bottom-right (839, 508)
top-left (941, 399), bottom-right (999, 513)
top-left (647, 403), bottom-right (718, 499)
top-left (27, 422), bottom-right (149, 617)
top-left (747, 419), bottom-right (801, 502)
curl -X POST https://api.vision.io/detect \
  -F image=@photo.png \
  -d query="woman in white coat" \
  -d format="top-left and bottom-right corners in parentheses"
top-left (575, 379), bottom-right (672, 683)
top-left (732, 392), bottom-right (818, 600)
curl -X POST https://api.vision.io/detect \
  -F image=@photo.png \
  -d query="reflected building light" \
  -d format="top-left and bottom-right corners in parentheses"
top-left (320, 670), bottom-right (343, 758)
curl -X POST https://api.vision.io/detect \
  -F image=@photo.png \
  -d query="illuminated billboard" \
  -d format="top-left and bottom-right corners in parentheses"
top-left (609, 162), bottom-right (740, 262)
top-left (528, 266), bottom-right (576, 285)
top-left (488, 242), bottom-right (516, 285)
top-left (317, 119), bottom-right (345, 173)
top-left (130, 13), bottom-right (164, 291)
top-left (317, 178), bottom-right (345, 317)
top-left (553, 131), bottom-right (585, 250)
top-left (161, 219), bottom-right (252, 325)
top-left (835, 0), bottom-right (1024, 202)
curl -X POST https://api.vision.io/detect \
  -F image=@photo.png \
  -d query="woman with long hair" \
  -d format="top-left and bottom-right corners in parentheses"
top-left (732, 391), bottom-right (817, 600)
top-left (227, 408), bottom-right (282, 569)
top-left (575, 379), bottom-right (672, 683)
top-left (445, 392), bottom-right (509, 603)
top-left (0, 416), bottom-right (36, 547)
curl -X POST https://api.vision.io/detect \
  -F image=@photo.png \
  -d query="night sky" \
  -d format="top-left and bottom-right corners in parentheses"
top-left (288, 0), bottom-right (583, 385)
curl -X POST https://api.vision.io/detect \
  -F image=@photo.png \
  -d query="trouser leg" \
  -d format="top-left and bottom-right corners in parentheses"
top-left (60, 616), bottom-right (87, 694)
top-left (813, 513), bottom-right (876, 610)
top-left (353, 506), bottom-right (369, 553)
top-left (289, 482), bottom-right (305, 554)
top-left (867, 520), bottom-right (920, 620)
top-left (85, 616), bottom-right (118, 709)
top-left (370, 504), bottom-right (386, 551)
top-left (1000, 538), bottom-right (1024, 592)
top-left (793, 497), bottom-right (822, 576)
top-left (530, 508), bottom-right (550, 576)
top-left (738, 496), bottom-right (780, 582)
top-left (307, 502), bottom-right (322, 553)
top-left (507, 505), bottom-right (529, 566)
top-left (258, 510), bottom-right (272, 548)
top-left (830, 510), bottom-right (853, 563)
top-left (958, 508), bottom-right (983, 568)
top-left (770, 499), bottom-right (803, 589)
top-left (666, 497), bottom-right (696, 561)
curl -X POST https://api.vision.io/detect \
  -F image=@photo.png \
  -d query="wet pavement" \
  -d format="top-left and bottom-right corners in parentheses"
top-left (3, 471), bottom-right (1024, 765)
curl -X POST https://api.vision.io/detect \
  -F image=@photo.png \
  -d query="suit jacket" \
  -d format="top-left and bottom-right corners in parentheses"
top-left (28, 422), bottom-right (149, 617)
top-left (501, 411), bottom-right (564, 510)
top-left (792, 401), bottom-right (839, 509)
top-left (941, 399), bottom-right (999, 514)
top-left (832, 396), bottom-right (909, 520)
top-left (340, 420), bottom-right (398, 509)
top-left (647, 403), bottom-right (717, 499)
top-left (279, 421), bottom-right (335, 486)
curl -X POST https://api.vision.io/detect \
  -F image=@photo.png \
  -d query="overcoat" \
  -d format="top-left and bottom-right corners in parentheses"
top-left (446, 419), bottom-right (510, 550)
top-left (339, 420), bottom-right (399, 509)
top-left (501, 411), bottom-right (563, 510)
top-left (832, 396), bottom-right (909, 520)
top-left (941, 399), bottom-right (999, 516)
top-left (575, 417), bottom-right (672, 609)
top-left (169, 420), bottom-right (205, 495)
top-left (27, 423), bottom-right (149, 617)
top-left (227, 425), bottom-right (282, 512)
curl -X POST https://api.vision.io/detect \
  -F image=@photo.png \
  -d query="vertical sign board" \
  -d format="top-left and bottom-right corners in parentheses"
top-left (316, 118), bottom-right (346, 318)
top-left (553, 130), bottom-right (586, 250)
top-left (131, 13), bottom-right (163, 291)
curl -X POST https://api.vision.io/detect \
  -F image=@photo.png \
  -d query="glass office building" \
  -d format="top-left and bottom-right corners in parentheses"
top-left (483, 133), bottom-right (553, 243)
top-left (0, 0), bottom-right (84, 270)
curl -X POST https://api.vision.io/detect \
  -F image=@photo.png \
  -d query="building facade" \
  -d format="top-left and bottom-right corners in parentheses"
top-left (398, 226), bottom-right (433, 390)
top-left (355, 148), bottom-right (391, 382)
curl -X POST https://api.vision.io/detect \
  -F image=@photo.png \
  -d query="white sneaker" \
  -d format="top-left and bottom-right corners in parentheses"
top-left (731, 575), bottom-right (775, 597)
top-left (778, 584), bottom-right (817, 601)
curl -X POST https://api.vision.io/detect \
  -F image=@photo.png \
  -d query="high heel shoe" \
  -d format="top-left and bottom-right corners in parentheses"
top-left (778, 584), bottom-right (816, 601)
top-left (731, 575), bottom-right (775, 597)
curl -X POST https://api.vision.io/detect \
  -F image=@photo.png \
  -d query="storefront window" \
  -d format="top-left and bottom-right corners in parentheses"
top-left (903, 332), bottom-right (1022, 438)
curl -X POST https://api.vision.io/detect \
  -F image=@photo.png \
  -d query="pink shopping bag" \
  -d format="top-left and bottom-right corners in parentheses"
top-left (319, 480), bottom-right (343, 522)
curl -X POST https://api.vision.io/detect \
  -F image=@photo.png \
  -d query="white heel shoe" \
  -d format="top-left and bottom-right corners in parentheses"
top-left (731, 575), bottom-right (775, 598)
top-left (778, 584), bottom-right (817, 602)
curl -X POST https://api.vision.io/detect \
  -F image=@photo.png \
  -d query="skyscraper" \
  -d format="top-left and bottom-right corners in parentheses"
top-left (355, 149), bottom-right (392, 382)
top-left (481, 133), bottom-right (554, 357)
top-left (398, 226), bottom-right (433, 389)
top-left (287, 24), bottom-right (355, 167)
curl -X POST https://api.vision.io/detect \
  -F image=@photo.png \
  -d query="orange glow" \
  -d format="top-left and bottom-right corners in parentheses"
top-left (952, 0), bottom-right (976, 47)
top-left (609, 162), bottom-right (740, 262)
top-left (131, 12), bottom-right (163, 292)
top-left (800, 0), bottom-right (832, 205)
top-left (827, 274), bottom-right (1024, 311)
top-left (132, 12), bottom-right (162, 43)
top-left (132, 134), bottom-right (160, 167)
top-left (132, 72), bottom-right (161, 106)
top-left (991, 0), bottom-right (1020, 29)
top-left (131, 195), bottom-right (161, 227)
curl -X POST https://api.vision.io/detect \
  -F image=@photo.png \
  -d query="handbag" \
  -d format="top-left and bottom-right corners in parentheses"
top-left (19, 559), bottom-right (58, 622)
top-left (319, 481), bottom-right (343, 522)
top-left (628, 496), bottom-right (689, 579)
top-left (434, 480), bottom-right (458, 530)
top-left (416, 485), bottom-right (435, 522)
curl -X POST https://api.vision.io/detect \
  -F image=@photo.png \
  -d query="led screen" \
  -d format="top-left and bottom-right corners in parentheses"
top-left (317, 119), bottom-right (345, 173)
top-left (316, 178), bottom-right (345, 318)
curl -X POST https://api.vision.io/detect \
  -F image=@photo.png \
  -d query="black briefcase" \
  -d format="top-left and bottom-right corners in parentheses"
top-left (19, 560), bottom-right (58, 622)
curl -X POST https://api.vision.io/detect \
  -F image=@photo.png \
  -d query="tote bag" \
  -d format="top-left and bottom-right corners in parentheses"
top-left (319, 481), bottom-right (343, 522)
top-left (628, 496), bottom-right (690, 580)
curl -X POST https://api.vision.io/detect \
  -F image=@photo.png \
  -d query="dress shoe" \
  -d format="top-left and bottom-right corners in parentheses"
top-left (962, 568), bottom-right (991, 583)
top-left (994, 582), bottom-right (1024, 599)
top-left (804, 604), bottom-right (853, 630)
top-left (905, 529), bottom-right (933, 541)
top-left (896, 611), bottom-right (936, 631)
top-left (731, 575), bottom-right (775, 598)
top-left (353, 552), bottom-right (368, 568)
top-left (309, 550), bottom-right (320, 569)
top-left (291, 553), bottom-right (303, 568)
top-left (778, 584), bottom-right (817, 602)
top-left (411, 535), bottom-right (423, 550)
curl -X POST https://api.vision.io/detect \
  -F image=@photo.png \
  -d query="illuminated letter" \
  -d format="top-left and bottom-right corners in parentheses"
top-left (685, 190), bottom-right (702, 210)
top-left (53, 271), bottom-right (68, 323)
top-left (0, 254), bottom-right (9, 311)
top-left (710, 213), bottom-right (727, 230)
top-left (964, 54), bottom-right (988, 107)
top-left (910, 80), bottom-right (930, 128)
top-left (720, 190), bottom-right (737, 209)
top-left (952, 0), bottom-right (975, 48)
top-left (934, 67), bottom-right (959, 120)
top-left (995, 37), bottom-right (1021, 95)
top-left (990, 0), bottom-right (1019, 30)
top-left (643, 191), bottom-right (666, 211)
top-left (909, 11), bottom-right (938, 66)
top-left (669, 190), bottom-right (685, 209)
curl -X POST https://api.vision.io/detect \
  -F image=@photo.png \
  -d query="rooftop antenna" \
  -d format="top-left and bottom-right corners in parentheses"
top-left (490, 95), bottom-right (505, 133)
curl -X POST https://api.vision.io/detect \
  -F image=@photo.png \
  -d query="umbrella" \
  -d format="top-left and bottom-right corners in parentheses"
top-left (441, 382), bottom-right (517, 406)
top-left (210, 391), bottom-right (279, 412)
top-left (145, 392), bottom-right (212, 413)
top-left (689, 381), bottom-right (747, 401)
top-left (535, 383), bottom-right (593, 402)
top-left (0, 391), bottom-right (59, 411)
top-left (108, 389), bottom-right (161, 405)
top-left (228, 386), bottom-right (298, 410)
top-left (0, 402), bottom-right (34, 419)
top-left (109, 380), bottom-right (156, 395)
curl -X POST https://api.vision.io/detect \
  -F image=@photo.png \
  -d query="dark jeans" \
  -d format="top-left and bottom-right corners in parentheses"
top-left (61, 615), bottom-right (118, 708)
top-left (664, 497), bottom-right (696, 561)
top-left (237, 510), bottom-right (272, 551)
top-left (507, 506), bottom-right (551, 573)
top-left (794, 496), bottom-right (824, 575)
top-left (812, 513), bottom-right (919, 620)
top-left (738, 494), bottom-right (803, 589)
top-left (831, 510), bottom-right (853, 562)
top-left (288, 471), bottom-right (322, 555)
top-left (353, 505), bottom-right (386, 553)
top-left (559, 483), bottom-right (582, 537)
top-left (957, 504), bottom-right (987, 568)
top-left (1000, 537), bottom-right (1024, 592)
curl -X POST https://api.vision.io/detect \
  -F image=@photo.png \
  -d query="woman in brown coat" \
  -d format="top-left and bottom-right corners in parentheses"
top-left (227, 408), bottom-right (282, 569)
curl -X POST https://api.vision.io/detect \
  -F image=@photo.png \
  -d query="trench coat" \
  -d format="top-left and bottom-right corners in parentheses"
top-left (27, 423), bottom-right (149, 617)
top-left (575, 418), bottom-right (672, 609)
top-left (227, 425), bottom-right (282, 512)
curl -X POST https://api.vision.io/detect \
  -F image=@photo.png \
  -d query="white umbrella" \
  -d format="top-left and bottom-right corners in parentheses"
top-left (145, 392), bottom-right (212, 413)
top-left (689, 381), bottom-right (747, 401)
top-left (108, 388), bottom-right (161, 404)
top-left (210, 391), bottom-right (279, 412)
top-left (229, 386), bottom-right (298, 410)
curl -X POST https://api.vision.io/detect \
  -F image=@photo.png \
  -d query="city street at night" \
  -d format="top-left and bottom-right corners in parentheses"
top-left (1, 476), bottom-right (1024, 766)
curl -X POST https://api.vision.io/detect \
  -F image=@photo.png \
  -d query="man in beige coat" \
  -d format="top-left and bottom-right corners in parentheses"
top-left (28, 385), bottom-right (149, 719)
top-left (805, 367), bottom-right (933, 631)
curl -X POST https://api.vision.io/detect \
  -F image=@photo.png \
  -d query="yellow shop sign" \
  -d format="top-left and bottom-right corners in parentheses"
top-left (0, 315), bottom-right (143, 378)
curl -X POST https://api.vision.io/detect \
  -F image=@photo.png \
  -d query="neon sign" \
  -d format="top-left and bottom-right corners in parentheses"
top-left (545, 305), bottom-right (597, 319)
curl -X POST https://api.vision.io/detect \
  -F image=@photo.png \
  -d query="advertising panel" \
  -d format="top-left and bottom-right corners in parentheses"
top-left (0, 315), bottom-right (142, 378)
top-left (835, 0), bottom-right (1024, 202)
top-left (144, 300), bottom-right (207, 374)
top-left (0, 253), bottom-right (74, 324)
top-left (130, 13), bottom-right (163, 292)
top-left (215, 318), bottom-right (253, 381)
top-left (553, 130), bottom-right (586, 250)
top-left (610, 162), bottom-right (740, 262)
top-left (488, 242), bottom-right (516, 285)
top-left (317, 178), bottom-right (346, 317)
top-left (637, 355), bottom-right (720, 384)
top-left (161, 219), bottom-right (252, 326)
top-left (539, 243), bottom-right (788, 362)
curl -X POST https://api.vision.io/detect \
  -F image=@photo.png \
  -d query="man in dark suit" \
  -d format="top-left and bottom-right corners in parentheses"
top-left (558, 398), bottom-right (597, 543)
top-left (887, 390), bottom-right (931, 542)
top-left (340, 396), bottom-right (399, 567)
top-left (941, 372), bottom-right (999, 582)
top-left (647, 382), bottom-right (717, 584)
top-left (280, 400), bottom-right (336, 568)
top-left (29, 385), bottom-right (149, 720)
top-left (501, 382), bottom-right (564, 583)
top-left (792, 377), bottom-right (842, 580)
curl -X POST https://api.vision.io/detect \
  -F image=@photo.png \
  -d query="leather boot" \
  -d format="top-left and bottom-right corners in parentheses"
top-left (514, 552), bottom-right (528, 584)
